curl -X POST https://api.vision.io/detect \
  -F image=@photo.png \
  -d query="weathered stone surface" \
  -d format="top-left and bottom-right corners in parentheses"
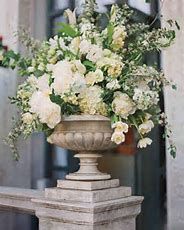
top-left (34, 195), bottom-right (143, 230)
top-left (57, 179), bottom-right (120, 191)
top-left (45, 186), bottom-right (132, 203)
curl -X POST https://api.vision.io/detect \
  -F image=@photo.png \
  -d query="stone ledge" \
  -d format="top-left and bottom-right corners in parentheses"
top-left (45, 186), bottom-right (132, 203)
top-left (33, 196), bottom-right (143, 225)
top-left (57, 179), bottom-right (120, 191)
top-left (0, 186), bottom-right (44, 214)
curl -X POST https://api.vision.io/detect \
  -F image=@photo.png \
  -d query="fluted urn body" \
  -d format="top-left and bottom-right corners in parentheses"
top-left (48, 115), bottom-right (116, 181)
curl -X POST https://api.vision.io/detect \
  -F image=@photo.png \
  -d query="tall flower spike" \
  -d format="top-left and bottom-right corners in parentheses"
top-left (80, 0), bottom-right (97, 22)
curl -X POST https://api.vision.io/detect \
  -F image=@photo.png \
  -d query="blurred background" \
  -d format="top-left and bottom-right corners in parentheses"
top-left (0, 0), bottom-right (183, 229)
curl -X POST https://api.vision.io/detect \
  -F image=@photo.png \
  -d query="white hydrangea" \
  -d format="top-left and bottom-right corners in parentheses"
top-left (106, 79), bottom-right (120, 90)
top-left (29, 91), bottom-right (61, 129)
top-left (112, 92), bottom-right (136, 119)
top-left (137, 138), bottom-right (152, 148)
top-left (138, 120), bottom-right (154, 135)
top-left (111, 131), bottom-right (125, 145)
top-left (133, 88), bottom-right (159, 110)
top-left (79, 86), bottom-right (104, 115)
top-left (112, 121), bottom-right (129, 133)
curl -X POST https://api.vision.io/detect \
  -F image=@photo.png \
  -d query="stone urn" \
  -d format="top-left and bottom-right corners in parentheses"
top-left (48, 115), bottom-right (116, 181)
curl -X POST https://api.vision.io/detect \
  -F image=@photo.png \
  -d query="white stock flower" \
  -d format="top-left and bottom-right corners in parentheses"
top-left (111, 131), bottom-right (125, 145)
top-left (137, 138), bottom-right (152, 148)
top-left (106, 79), bottom-right (120, 90)
top-left (112, 92), bottom-right (136, 119)
top-left (29, 91), bottom-right (61, 129)
top-left (51, 61), bottom-right (73, 95)
top-left (138, 120), bottom-right (154, 135)
top-left (112, 121), bottom-right (129, 133)
top-left (70, 37), bottom-right (81, 54)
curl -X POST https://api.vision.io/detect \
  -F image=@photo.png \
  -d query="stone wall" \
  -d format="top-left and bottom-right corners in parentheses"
top-left (162, 1), bottom-right (184, 229)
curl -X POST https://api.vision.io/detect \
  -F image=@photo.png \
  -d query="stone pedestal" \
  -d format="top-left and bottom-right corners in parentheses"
top-left (33, 179), bottom-right (143, 230)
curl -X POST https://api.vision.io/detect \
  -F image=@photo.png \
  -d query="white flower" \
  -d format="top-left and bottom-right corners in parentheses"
top-left (37, 74), bottom-right (51, 95)
top-left (106, 79), bottom-right (120, 90)
top-left (29, 91), bottom-right (61, 129)
top-left (79, 86), bottom-right (104, 114)
top-left (138, 120), bottom-right (154, 135)
top-left (111, 131), bottom-right (125, 144)
top-left (112, 92), bottom-right (136, 119)
top-left (85, 69), bottom-right (104, 86)
top-left (27, 66), bottom-right (34, 73)
top-left (137, 138), bottom-right (152, 148)
top-left (112, 121), bottom-right (129, 133)
top-left (49, 35), bottom-right (67, 50)
top-left (71, 60), bottom-right (86, 75)
top-left (86, 45), bottom-right (103, 63)
top-left (51, 61), bottom-right (73, 95)
top-left (65, 9), bottom-right (77, 25)
top-left (72, 73), bottom-right (86, 93)
top-left (79, 40), bottom-right (91, 54)
top-left (112, 26), bottom-right (127, 50)
top-left (22, 113), bottom-right (34, 125)
top-left (70, 37), bottom-right (81, 54)
top-left (133, 88), bottom-right (159, 110)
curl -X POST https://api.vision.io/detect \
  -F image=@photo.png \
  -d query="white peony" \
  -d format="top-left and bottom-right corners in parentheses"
top-left (112, 121), bottom-right (129, 133)
top-left (112, 92), bottom-right (136, 119)
top-left (138, 120), bottom-right (154, 135)
top-left (111, 131), bottom-right (125, 145)
top-left (137, 138), bottom-right (152, 148)
top-left (51, 60), bottom-right (73, 95)
top-left (29, 91), bottom-right (61, 129)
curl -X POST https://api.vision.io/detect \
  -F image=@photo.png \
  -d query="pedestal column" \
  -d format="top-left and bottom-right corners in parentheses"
top-left (33, 179), bottom-right (143, 230)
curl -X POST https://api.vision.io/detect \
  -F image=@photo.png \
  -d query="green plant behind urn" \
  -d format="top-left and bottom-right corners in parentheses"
top-left (2, 0), bottom-right (178, 160)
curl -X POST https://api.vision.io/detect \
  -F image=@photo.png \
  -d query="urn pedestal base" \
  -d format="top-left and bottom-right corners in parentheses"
top-left (33, 179), bottom-right (143, 230)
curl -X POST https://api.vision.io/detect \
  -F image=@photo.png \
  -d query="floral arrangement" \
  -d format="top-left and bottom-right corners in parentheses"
top-left (1, 0), bottom-right (177, 160)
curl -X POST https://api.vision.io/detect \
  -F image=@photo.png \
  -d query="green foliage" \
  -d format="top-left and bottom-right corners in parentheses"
top-left (57, 22), bottom-right (79, 38)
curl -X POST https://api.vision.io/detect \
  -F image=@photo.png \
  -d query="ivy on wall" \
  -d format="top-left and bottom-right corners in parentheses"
top-left (0, 36), bottom-right (8, 67)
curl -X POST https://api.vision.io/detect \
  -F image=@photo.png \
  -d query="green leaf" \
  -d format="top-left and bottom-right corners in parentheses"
top-left (57, 22), bottom-right (79, 38)
top-left (83, 60), bottom-right (96, 70)
top-left (107, 23), bottom-right (114, 44)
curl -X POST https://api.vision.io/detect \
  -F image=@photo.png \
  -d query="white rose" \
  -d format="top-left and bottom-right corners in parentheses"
top-left (138, 120), bottom-right (154, 135)
top-left (111, 132), bottom-right (125, 145)
top-left (85, 69), bottom-right (104, 86)
top-left (112, 121), bottom-right (129, 133)
top-left (137, 138), bottom-right (152, 148)
top-left (29, 91), bottom-right (61, 129)
top-left (112, 92), bottom-right (136, 119)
